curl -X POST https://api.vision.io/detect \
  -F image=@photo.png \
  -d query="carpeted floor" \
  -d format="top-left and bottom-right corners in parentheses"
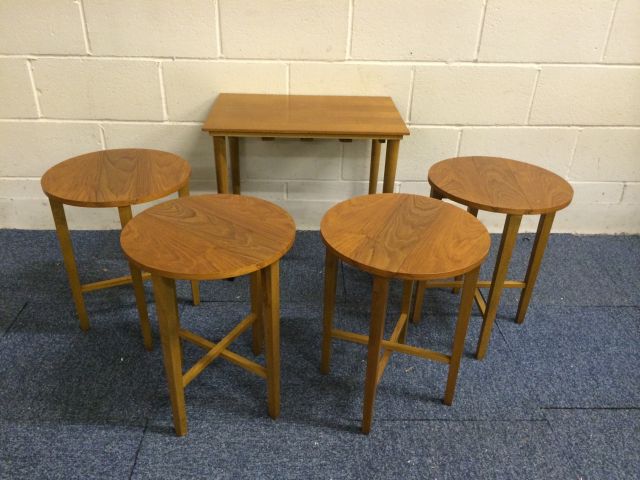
top-left (0, 229), bottom-right (638, 479)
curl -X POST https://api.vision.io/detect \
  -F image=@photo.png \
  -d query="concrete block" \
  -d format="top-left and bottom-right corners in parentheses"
top-left (351, 0), bottom-right (484, 61)
top-left (0, 59), bottom-right (38, 118)
top-left (553, 202), bottom-right (640, 233)
top-left (398, 181), bottom-right (430, 195)
top-left (102, 123), bottom-right (213, 182)
top-left (219, 0), bottom-right (349, 60)
top-left (458, 127), bottom-right (578, 175)
top-left (570, 181), bottom-right (623, 204)
top-left (342, 128), bottom-right (459, 181)
top-left (287, 180), bottom-right (370, 200)
top-left (622, 183), bottom-right (640, 204)
top-left (604, 0), bottom-right (640, 63)
top-left (271, 199), bottom-right (337, 230)
top-left (83, 0), bottom-right (217, 58)
top-left (479, 0), bottom-right (615, 62)
top-left (163, 61), bottom-right (287, 121)
top-left (289, 63), bottom-right (412, 119)
top-left (0, 0), bottom-right (86, 54)
top-left (411, 66), bottom-right (537, 125)
top-left (530, 67), bottom-right (640, 126)
top-left (241, 138), bottom-right (341, 180)
top-left (191, 180), bottom-right (286, 200)
top-left (33, 59), bottom-right (163, 120)
top-left (570, 128), bottom-right (640, 181)
top-left (0, 122), bottom-right (102, 177)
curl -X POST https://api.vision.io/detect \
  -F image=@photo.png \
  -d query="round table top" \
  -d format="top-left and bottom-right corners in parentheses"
top-left (120, 194), bottom-right (296, 280)
top-left (41, 149), bottom-right (191, 207)
top-left (320, 194), bottom-right (490, 280)
top-left (428, 156), bottom-right (573, 215)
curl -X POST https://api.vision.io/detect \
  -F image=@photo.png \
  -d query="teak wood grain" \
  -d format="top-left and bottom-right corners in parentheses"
top-left (320, 194), bottom-right (490, 280)
top-left (202, 93), bottom-right (410, 139)
top-left (41, 148), bottom-right (191, 208)
top-left (120, 194), bottom-right (296, 280)
top-left (428, 156), bottom-right (574, 215)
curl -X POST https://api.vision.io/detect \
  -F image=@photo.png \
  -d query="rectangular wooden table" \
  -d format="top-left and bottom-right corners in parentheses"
top-left (202, 94), bottom-right (410, 194)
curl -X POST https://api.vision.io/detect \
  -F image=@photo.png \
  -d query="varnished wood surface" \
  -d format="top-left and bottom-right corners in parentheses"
top-left (41, 149), bottom-right (191, 208)
top-left (202, 94), bottom-right (410, 139)
top-left (121, 194), bottom-right (296, 280)
top-left (428, 156), bottom-right (573, 215)
top-left (320, 194), bottom-right (490, 280)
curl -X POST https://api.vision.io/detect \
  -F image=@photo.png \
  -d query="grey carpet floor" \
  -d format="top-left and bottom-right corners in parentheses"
top-left (0, 229), bottom-right (638, 479)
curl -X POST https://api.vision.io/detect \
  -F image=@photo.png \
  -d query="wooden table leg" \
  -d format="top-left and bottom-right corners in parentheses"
top-left (262, 261), bottom-right (281, 419)
top-left (399, 280), bottom-right (413, 344)
top-left (250, 270), bottom-right (263, 355)
top-left (516, 212), bottom-right (555, 324)
top-left (476, 214), bottom-right (522, 360)
top-left (429, 187), bottom-right (444, 201)
top-left (382, 139), bottom-right (400, 193)
top-left (444, 266), bottom-right (480, 405)
top-left (49, 198), bottom-right (89, 331)
top-left (151, 275), bottom-right (187, 436)
top-left (178, 185), bottom-right (200, 306)
top-left (229, 136), bottom-right (240, 195)
top-left (453, 206), bottom-right (479, 294)
top-left (411, 281), bottom-right (426, 324)
top-left (118, 205), bottom-right (153, 351)
top-left (321, 250), bottom-right (338, 374)
top-left (368, 140), bottom-right (381, 194)
top-left (362, 275), bottom-right (389, 434)
top-left (213, 136), bottom-right (229, 194)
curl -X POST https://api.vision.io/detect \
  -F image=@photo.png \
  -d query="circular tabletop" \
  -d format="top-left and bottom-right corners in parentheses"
top-left (41, 149), bottom-right (191, 207)
top-left (320, 194), bottom-right (490, 280)
top-left (428, 156), bottom-right (573, 215)
top-left (120, 194), bottom-right (296, 280)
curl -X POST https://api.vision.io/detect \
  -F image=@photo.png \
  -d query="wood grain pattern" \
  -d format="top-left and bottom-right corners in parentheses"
top-left (428, 156), bottom-right (574, 215)
top-left (120, 194), bottom-right (296, 280)
top-left (320, 194), bottom-right (490, 280)
top-left (202, 94), bottom-right (410, 139)
top-left (41, 149), bottom-right (191, 208)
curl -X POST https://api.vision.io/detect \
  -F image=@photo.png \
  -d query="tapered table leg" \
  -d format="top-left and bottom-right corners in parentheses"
top-left (213, 136), bottom-right (229, 194)
top-left (49, 199), bottom-right (89, 331)
top-left (321, 250), bottom-right (338, 374)
top-left (368, 140), bottom-right (381, 194)
top-left (444, 266), bottom-right (480, 405)
top-left (250, 270), bottom-right (263, 355)
top-left (229, 136), bottom-right (240, 195)
top-left (382, 139), bottom-right (400, 193)
top-left (516, 212), bottom-right (555, 324)
top-left (262, 261), bottom-right (281, 419)
top-left (362, 276), bottom-right (389, 434)
top-left (411, 281), bottom-right (426, 324)
top-left (152, 275), bottom-right (187, 436)
top-left (118, 205), bottom-right (153, 351)
top-left (178, 185), bottom-right (200, 305)
top-left (476, 214), bottom-right (522, 360)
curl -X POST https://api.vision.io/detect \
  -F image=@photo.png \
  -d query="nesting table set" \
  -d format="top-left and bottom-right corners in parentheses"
top-left (41, 94), bottom-right (573, 436)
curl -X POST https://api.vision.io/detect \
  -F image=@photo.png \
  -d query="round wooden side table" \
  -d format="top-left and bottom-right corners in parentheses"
top-left (320, 193), bottom-right (490, 433)
top-left (414, 156), bottom-right (574, 360)
top-left (120, 194), bottom-right (296, 436)
top-left (41, 148), bottom-right (200, 351)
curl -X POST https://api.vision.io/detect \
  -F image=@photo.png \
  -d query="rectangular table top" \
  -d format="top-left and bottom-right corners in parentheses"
top-left (202, 93), bottom-right (410, 139)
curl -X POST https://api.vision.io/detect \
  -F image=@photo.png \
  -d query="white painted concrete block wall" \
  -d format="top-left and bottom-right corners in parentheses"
top-left (0, 0), bottom-right (638, 232)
